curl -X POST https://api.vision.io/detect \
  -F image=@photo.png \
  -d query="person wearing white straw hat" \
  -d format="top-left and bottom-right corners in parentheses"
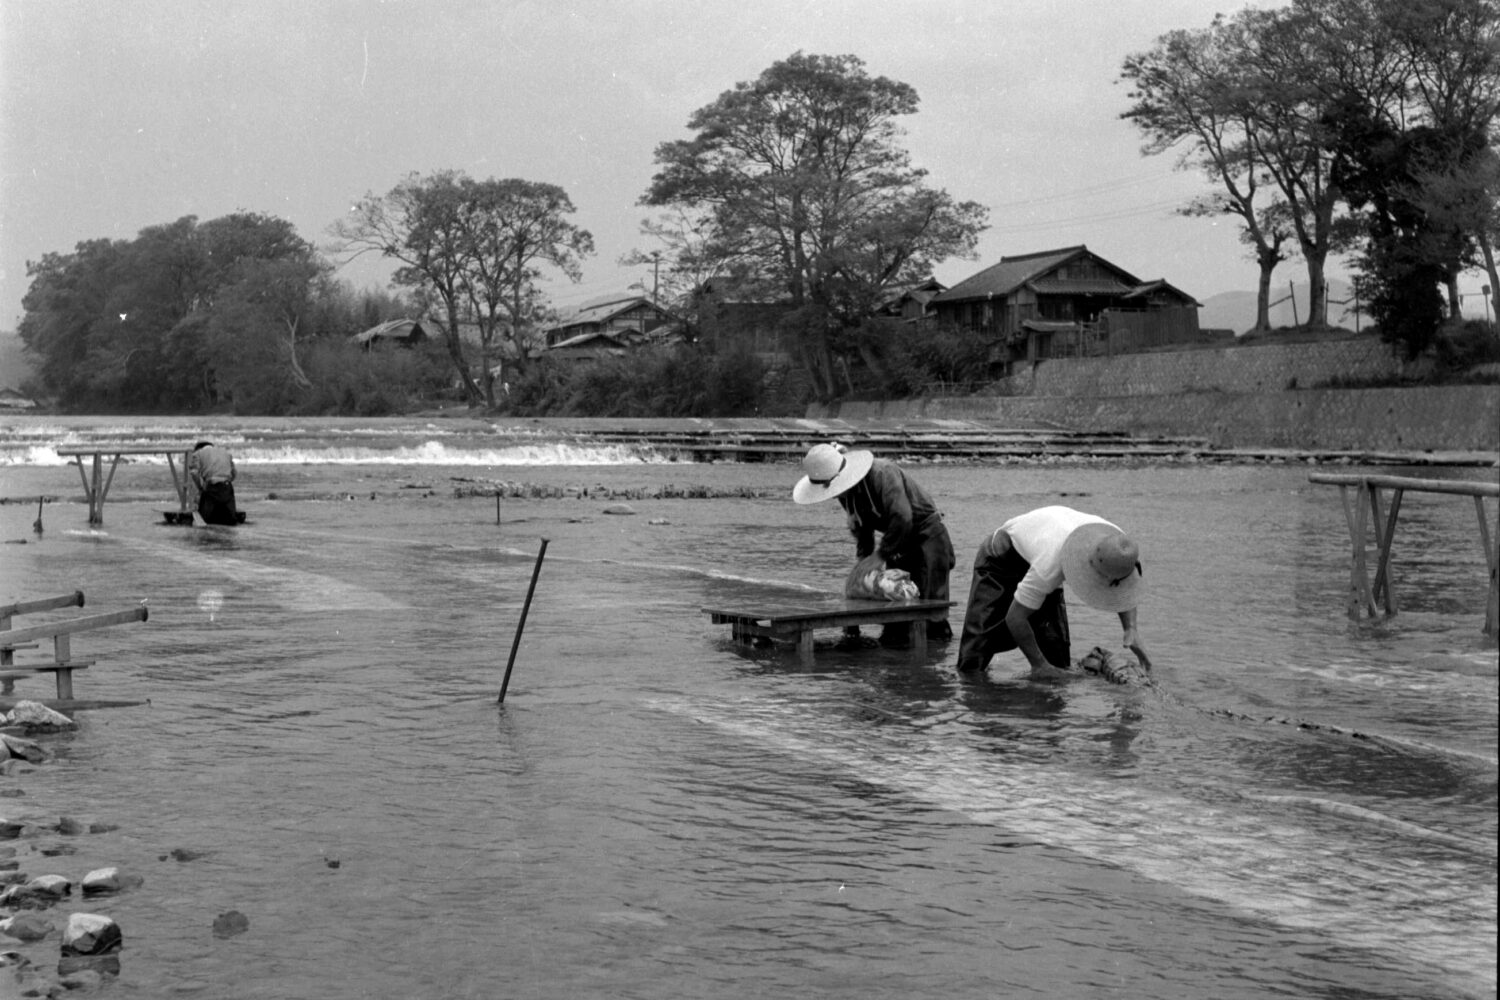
top-left (955, 505), bottom-right (1149, 677)
top-left (793, 442), bottom-right (955, 647)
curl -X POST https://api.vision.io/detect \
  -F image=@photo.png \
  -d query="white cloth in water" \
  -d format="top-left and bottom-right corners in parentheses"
top-left (845, 563), bottom-right (919, 601)
top-left (1076, 646), bottom-right (1150, 685)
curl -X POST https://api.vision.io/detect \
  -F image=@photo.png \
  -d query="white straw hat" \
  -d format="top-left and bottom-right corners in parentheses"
top-left (792, 444), bottom-right (874, 505)
top-left (1059, 521), bottom-right (1145, 612)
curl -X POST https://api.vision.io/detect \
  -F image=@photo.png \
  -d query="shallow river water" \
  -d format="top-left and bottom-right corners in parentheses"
top-left (0, 416), bottom-right (1495, 999)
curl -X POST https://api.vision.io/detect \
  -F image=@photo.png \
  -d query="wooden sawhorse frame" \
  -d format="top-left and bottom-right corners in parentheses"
top-left (1309, 473), bottom-right (1500, 636)
top-left (53, 443), bottom-right (194, 526)
top-left (702, 597), bottom-right (956, 665)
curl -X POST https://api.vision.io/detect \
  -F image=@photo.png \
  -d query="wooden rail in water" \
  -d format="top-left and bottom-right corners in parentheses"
top-left (1308, 473), bottom-right (1500, 635)
top-left (0, 594), bottom-right (148, 705)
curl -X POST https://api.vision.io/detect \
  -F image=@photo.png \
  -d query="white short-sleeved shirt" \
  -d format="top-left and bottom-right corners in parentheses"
top-left (998, 506), bottom-right (1117, 610)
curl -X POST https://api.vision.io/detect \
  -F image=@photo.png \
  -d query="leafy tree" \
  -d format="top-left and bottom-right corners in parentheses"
top-left (460, 178), bottom-right (594, 406)
top-left (331, 171), bottom-right (483, 404)
top-left (1122, 11), bottom-right (1349, 329)
top-left (330, 171), bottom-right (594, 408)
top-left (19, 212), bottom-right (322, 411)
top-left (1321, 0), bottom-right (1500, 354)
top-left (642, 52), bottom-right (988, 399)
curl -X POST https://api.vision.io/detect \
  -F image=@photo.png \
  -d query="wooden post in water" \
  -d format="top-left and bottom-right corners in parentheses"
top-left (1309, 472), bottom-right (1500, 635)
top-left (499, 538), bottom-right (549, 704)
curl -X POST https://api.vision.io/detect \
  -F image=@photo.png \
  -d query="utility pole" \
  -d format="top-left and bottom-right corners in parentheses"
top-left (650, 252), bottom-right (661, 302)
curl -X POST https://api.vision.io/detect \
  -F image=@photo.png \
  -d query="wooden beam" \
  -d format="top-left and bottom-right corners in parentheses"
top-left (0, 606), bottom-right (149, 648)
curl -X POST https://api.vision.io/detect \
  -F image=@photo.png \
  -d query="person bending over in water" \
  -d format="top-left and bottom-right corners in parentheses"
top-left (187, 441), bottom-right (239, 526)
top-left (793, 443), bottom-right (956, 647)
top-left (956, 505), bottom-right (1149, 677)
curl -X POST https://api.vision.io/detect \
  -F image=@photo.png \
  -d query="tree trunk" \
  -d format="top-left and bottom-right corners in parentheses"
top-left (1479, 231), bottom-right (1500, 326)
top-left (1254, 258), bottom-right (1275, 332)
top-left (441, 299), bottom-right (483, 405)
top-left (1304, 255), bottom-right (1328, 328)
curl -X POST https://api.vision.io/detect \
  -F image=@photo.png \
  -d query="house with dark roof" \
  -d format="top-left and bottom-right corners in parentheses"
top-left (930, 246), bottom-right (1203, 372)
top-left (876, 276), bottom-right (947, 323)
top-left (350, 318), bottom-right (434, 351)
top-left (542, 294), bottom-right (677, 354)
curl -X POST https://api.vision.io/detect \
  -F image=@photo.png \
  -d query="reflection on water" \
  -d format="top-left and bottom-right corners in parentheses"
top-left (0, 428), bottom-right (1494, 1000)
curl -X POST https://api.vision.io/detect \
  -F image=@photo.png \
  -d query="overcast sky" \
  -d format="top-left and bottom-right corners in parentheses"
top-left (1, 0), bottom-right (1403, 333)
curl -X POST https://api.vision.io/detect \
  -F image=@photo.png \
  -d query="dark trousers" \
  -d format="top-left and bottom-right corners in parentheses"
top-left (882, 515), bottom-right (956, 641)
top-left (956, 544), bottom-right (1070, 672)
top-left (198, 482), bottom-right (239, 526)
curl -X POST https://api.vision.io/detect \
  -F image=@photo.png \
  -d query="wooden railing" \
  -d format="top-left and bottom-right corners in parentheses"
top-left (1308, 473), bottom-right (1500, 635)
top-left (0, 593), bottom-right (148, 702)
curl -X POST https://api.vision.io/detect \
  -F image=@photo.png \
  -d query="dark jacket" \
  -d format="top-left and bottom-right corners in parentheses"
top-left (836, 458), bottom-right (942, 562)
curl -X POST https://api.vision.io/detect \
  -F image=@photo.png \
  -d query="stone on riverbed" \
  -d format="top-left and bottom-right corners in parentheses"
top-left (0, 734), bottom-right (47, 764)
top-left (61, 913), bottom-right (121, 956)
top-left (0, 913), bottom-right (51, 942)
top-left (0, 875), bottom-right (72, 908)
top-left (82, 867), bottom-right (142, 896)
top-left (1, 702), bottom-right (76, 734)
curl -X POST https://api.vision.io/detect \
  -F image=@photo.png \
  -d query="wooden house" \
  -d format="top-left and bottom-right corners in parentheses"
top-left (876, 276), bottom-right (947, 324)
top-left (542, 294), bottom-right (676, 351)
top-left (929, 246), bottom-right (1201, 372)
top-left (350, 317), bottom-right (434, 351)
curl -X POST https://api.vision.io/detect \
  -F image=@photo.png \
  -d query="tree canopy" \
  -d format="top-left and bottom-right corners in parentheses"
top-left (642, 52), bottom-right (988, 399)
top-left (1123, 0), bottom-right (1500, 353)
top-left (19, 212), bottom-right (341, 411)
top-left (329, 171), bottom-right (594, 407)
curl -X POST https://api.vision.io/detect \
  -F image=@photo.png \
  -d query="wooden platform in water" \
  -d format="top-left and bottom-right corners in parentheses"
top-left (703, 596), bottom-right (955, 665)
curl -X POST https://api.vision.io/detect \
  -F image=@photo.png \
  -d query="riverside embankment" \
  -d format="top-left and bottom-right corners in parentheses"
top-left (808, 334), bottom-right (1499, 460)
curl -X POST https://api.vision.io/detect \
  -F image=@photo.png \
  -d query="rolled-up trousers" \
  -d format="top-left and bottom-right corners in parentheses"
top-left (955, 537), bottom-right (1069, 672)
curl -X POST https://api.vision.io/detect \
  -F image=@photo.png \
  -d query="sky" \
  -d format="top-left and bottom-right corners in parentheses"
top-left (5, 0), bottom-right (1479, 337)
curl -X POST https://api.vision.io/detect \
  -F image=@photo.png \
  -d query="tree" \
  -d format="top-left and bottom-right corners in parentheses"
top-left (642, 52), bottom-right (988, 399)
top-left (1321, 0), bottom-right (1500, 353)
top-left (329, 171), bottom-right (594, 408)
top-left (1123, 20), bottom-right (1285, 330)
top-left (331, 171), bottom-right (483, 404)
top-left (19, 212), bottom-right (321, 411)
top-left (460, 178), bottom-right (594, 406)
top-left (205, 256), bottom-right (326, 409)
top-left (1121, 12), bottom-right (1348, 330)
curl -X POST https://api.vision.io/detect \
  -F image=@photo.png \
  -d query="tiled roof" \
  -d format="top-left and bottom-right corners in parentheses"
top-left (548, 293), bottom-right (667, 332)
top-left (933, 246), bottom-right (1092, 302)
top-left (1028, 277), bottom-right (1133, 295)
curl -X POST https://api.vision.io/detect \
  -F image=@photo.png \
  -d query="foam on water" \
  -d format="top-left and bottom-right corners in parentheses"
top-left (0, 439), bottom-right (670, 467)
top-left (648, 695), bottom-right (1498, 998)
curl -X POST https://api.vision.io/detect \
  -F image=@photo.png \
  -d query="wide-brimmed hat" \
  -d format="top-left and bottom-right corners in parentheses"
top-left (1059, 521), bottom-right (1145, 612)
top-left (792, 444), bottom-right (874, 505)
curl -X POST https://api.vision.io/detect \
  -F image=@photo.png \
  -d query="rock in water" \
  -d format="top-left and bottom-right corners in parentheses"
top-left (212, 910), bottom-right (249, 939)
top-left (61, 913), bottom-right (121, 955)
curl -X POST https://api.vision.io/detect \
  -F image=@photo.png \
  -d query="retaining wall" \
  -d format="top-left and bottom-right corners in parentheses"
top-left (813, 339), bottom-right (1499, 453)
top-left (998, 336), bottom-right (1431, 397)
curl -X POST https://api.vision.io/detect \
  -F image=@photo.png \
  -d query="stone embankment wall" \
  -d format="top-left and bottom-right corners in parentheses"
top-left (815, 337), bottom-right (1500, 453)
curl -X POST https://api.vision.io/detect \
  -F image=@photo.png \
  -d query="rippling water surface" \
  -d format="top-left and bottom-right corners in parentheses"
top-left (0, 416), bottom-right (1495, 999)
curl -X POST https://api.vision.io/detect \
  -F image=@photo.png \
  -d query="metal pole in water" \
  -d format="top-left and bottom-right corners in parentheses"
top-left (499, 537), bottom-right (549, 704)
top-left (496, 492), bottom-right (501, 526)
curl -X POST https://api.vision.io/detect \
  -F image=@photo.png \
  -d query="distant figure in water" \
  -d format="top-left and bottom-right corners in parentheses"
top-left (956, 505), bottom-right (1149, 678)
top-left (187, 441), bottom-right (239, 526)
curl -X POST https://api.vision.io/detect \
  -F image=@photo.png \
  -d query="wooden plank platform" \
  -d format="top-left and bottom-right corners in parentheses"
top-left (703, 597), bottom-right (955, 665)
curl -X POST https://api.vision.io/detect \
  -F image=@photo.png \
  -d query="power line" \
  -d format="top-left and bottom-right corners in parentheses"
top-left (985, 170), bottom-right (1190, 210)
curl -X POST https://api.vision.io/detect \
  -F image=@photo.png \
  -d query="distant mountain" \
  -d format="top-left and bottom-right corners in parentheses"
top-left (0, 330), bottom-right (33, 391)
top-left (1198, 278), bottom-right (1363, 335)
